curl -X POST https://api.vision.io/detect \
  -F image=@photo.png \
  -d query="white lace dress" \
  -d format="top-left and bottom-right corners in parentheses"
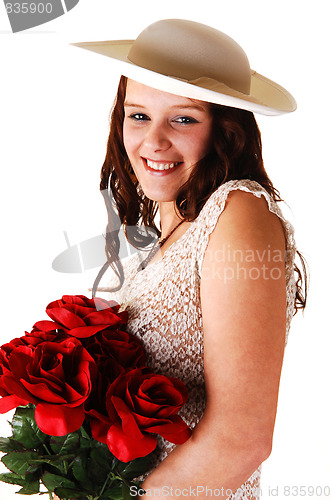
top-left (105, 179), bottom-right (297, 500)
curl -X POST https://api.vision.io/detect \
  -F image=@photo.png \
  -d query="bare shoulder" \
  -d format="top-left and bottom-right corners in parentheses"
top-left (208, 188), bottom-right (285, 254)
top-left (201, 188), bottom-right (286, 300)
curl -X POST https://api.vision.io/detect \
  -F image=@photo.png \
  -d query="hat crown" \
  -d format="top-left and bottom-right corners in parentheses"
top-left (128, 19), bottom-right (251, 95)
top-left (72, 18), bottom-right (297, 115)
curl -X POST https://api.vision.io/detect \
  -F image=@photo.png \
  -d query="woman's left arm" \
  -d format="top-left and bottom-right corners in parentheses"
top-left (141, 190), bottom-right (287, 498)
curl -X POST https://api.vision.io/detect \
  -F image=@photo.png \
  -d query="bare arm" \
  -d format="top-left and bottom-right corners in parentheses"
top-left (140, 190), bottom-right (287, 498)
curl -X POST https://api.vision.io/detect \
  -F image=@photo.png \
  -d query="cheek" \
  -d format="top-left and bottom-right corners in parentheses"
top-left (123, 126), bottom-right (143, 161)
top-left (122, 124), bottom-right (131, 156)
top-left (186, 128), bottom-right (213, 161)
top-left (198, 125), bottom-right (213, 157)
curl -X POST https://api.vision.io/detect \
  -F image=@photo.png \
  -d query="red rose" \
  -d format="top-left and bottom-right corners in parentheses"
top-left (24, 321), bottom-right (69, 346)
top-left (0, 337), bottom-right (96, 435)
top-left (30, 319), bottom-right (65, 335)
top-left (84, 329), bottom-right (146, 418)
top-left (0, 346), bottom-right (30, 412)
top-left (84, 329), bottom-right (146, 380)
top-left (46, 295), bottom-right (128, 338)
top-left (0, 322), bottom-right (70, 413)
top-left (0, 326), bottom-right (63, 413)
top-left (90, 368), bottom-right (191, 462)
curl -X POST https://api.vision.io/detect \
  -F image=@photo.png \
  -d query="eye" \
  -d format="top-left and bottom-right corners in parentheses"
top-left (128, 113), bottom-right (150, 122)
top-left (173, 116), bottom-right (199, 124)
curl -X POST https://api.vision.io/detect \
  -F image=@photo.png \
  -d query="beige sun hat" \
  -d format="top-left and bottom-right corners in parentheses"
top-left (72, 19), bottom-right (296, 116)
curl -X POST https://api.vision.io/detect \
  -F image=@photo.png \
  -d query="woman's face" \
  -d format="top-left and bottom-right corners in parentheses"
top-left (123, 79), bottom-right (213, 202)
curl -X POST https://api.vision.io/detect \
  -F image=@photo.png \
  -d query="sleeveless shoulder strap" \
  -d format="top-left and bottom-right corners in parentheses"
top-left (194, 179), bottom-right (296, 278)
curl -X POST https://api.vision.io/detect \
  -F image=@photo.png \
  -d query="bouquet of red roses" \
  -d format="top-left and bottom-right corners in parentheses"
top-left (0, 295), bottom-right (191, 499)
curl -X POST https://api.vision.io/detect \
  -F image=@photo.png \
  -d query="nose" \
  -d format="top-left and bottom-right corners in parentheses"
top-left (143, 121), bottom-right (172, 152)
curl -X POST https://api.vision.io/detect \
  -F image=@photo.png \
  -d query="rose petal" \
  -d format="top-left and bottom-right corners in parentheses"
top-left (35, 403), bottom-right (85, 435)
top-left (63, 382), bottom-right (88, 406)
top-left (20, 380), bottom-right (66, 403)
top-left (64, 303), bottom-right (96, 318)
top-left (70, 368), bottom-right (91, 397)
top-left (111, 396), bottom-right (142, 439)
top-left (40, 362), bottom-right (65, 385)
top-left (29, 371), bottom-right (64, 392)
top-left (8, 347), bottom-right (34, 379)
top-left (66, 325), bottom-right (111, 339)
top-left (46, 306), bottom-right (86, 329)
top-left (3, 375), bottom-right (38, 404)
top-left (31, 320), bottom-right (63, 332)
top-left (106, 422), bottom-right (157, 462)
top-left (85, 310), bottom-right (127, 327)
top-left (139, 376), bottom-right (186, 406)
top-left (144, 415), bottom-right (192, 444)
top-left (132, 393), bottom-right (165, 414)
top-left (0, 394), bottom-right (29, 413)
top-left (131, 413), bottom-right (172, 428)
top-left (91, 297), bottom-right (120, 311)
top-left (61, 295), bottom-right (88, 306)
top-left (88, 410), bottom-right (112, 444)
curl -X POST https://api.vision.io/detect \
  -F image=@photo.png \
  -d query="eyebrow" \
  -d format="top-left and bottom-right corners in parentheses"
top-left (124, 102), bottom-right (207, 112)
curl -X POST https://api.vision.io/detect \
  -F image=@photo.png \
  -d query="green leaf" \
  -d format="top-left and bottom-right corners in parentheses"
top-left (100, 486), bottom-right (123, 500)
top-left (0, 469), bottom-right (41, 495)
top-left (49, 432), bottom-right (80, 454)
top-left (42, 471), bottom-right (76, 491)
top-left (1, 451), bottom-right (41, 475)
top-left (61, 432), bottom-right (80, 454)
top-left (25, 453), bottom-right (77, 473)
top-left (71, 454), bottom-right (88, 483)
top-left (79, 425), bottom-right (91, 440)
top-left (16, 475), bottom-right (40, 495)
top-left (49, 435), bottom-right (66, 454)
top-left (53, 486), bottom-right (85, 498)
top-left (0, 471), bottom-right (26, 487)
top-left (87, 459), bottom-right (111, 488)
top-left (90, 441), bottom-right (115, 471)
top-left (79, 436), bottom-right (91, 450)
top-left (12, 406), bottom-right (47, 449)
top-left (117, 455), bottom-right (151, 480)
top-left (0, 437), bottom-right (23, 453)
top-left (122, 483), bottom-right (135, 500)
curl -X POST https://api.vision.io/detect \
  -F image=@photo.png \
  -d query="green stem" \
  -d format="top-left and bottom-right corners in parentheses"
top-left (98, 471), bottom-right (114, 497)
top-left (62, 460), bottom-right (68, 475)
top-left (43, 443), bottom-right (52, 456)
top-left (113, 469), bottom-right (131, 489)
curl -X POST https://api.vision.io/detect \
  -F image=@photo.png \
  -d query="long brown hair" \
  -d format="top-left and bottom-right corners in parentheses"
top-left (93, 76), bottom-right (307, 313)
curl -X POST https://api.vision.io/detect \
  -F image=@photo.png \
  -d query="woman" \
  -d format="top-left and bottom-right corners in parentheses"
top-left (75, 19), bottom-right (306, 499)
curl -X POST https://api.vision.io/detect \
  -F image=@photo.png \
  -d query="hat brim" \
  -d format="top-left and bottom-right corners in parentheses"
top-left (71, 40), bottom-right (297, 116)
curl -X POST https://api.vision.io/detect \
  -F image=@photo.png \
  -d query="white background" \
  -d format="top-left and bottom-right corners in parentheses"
top-left (0, 1), bottom-right (331, 499)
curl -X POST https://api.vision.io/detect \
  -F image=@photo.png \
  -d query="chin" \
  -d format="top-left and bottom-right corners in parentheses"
top-left (140, 187), bottom-right (178, 203)
top-left (145, 193), bottom-right (177, 203)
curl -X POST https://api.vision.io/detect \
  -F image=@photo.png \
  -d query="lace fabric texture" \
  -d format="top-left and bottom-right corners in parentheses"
top-left (105, 180), bottom-right (297, 500)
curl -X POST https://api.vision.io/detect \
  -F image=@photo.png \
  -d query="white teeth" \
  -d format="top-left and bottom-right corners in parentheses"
top-left (146, 159), bottom-right (179, 171)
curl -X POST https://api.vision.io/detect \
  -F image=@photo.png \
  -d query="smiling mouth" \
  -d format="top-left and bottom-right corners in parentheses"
top-left (145, 159), bottom-right (182, 171)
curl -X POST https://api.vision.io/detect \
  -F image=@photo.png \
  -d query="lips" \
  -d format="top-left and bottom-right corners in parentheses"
top-left (146, 159), bottom-right (180, 171)
top-left (143, 158), bottom-right (183, 175)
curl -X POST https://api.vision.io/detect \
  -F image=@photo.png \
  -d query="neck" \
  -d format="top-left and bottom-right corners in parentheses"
top-left (158, 201), bottom-right (183, 239)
